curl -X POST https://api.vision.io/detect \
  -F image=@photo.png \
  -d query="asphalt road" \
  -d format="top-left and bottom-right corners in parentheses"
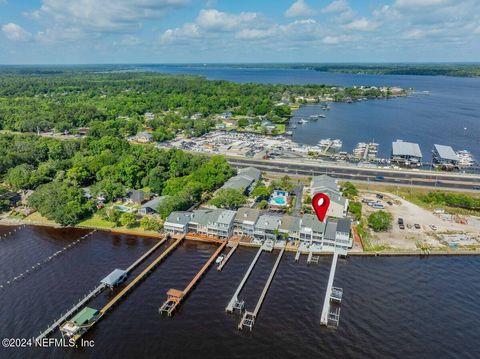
top-left (228, 158), bottom-right (480, 192)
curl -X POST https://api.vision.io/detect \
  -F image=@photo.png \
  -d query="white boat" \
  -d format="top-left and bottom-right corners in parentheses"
top-left (215, 255), bottom-right (225, 264)
top-left (298, 119), bottom-right (308, 124)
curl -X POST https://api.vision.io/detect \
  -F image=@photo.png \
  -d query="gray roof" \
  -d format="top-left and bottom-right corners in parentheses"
top-left (392, 140), bottom-right (422, 158)
top-left (324, 221), bottom-right (338, 240)
top-left (336, 218), bottom-right (351, 234)
top-left (101, 269), bottom-right (126, 286)
top-left (222, 176), bottom-right (253, 191)
top-left (235, 208), bottom-right (261, 224)
top-left (300, 214), bottom-right (326, 233)
top-left (191, 209), bottom-right (235, 226)
top-left (140, 196), bottom-right (168, 211)
top-left (216, 209), bottom-right (236, 225)
top-left (321, 188), bottom-right (347, 207)
top-left (255, 214), bottom-right (282, 231)
top-left (433, 144), bottom-right (459, 161)
top-left (136, 131), bottom-right (153, 139)
top-left (311, 175), bottom-right (338, 193)
top-left (129, 189), bottom-right (145, 203)
top-left (238, 167), bottom-right (262, 182)
top-left (279, 215), bottom-right (301, 232)
top-left (165, 211), bottom-right (192, 226)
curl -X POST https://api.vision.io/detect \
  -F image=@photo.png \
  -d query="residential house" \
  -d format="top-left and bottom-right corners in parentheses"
top-left (310, 175), bottom-right (348, 218)
top-left (221, 167), bottom-right (261, 195)
top-left (189, 209), bottom-right (236, 238)
top-left (253, 214), bottom-right (282, 241)
top-left (164, 211), bottom-right (192, 234)
top-left (133, 131), bottom-right (153, 143)
top-left (299, 214), bottom-right (326, 243)
top-left (323, 218), bottom-right (352, 251)
top-left (278, 215), bottom-right (301, 241)
top-left (219, 111), bottom-right (233, 119)
top-left (128, 190), bottom-right (146, 205)
top-left (233, 208), bottom-right (260, 237)
top-left (138, 196), bottom-right (168, 216)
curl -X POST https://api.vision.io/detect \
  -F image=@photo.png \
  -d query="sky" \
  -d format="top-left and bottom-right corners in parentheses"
top-left (0, 0), bottom-right (479, 64)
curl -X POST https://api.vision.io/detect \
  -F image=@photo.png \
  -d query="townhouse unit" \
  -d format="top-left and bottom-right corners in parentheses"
top-left (233, 208), bottom-right (260, 237)
top-left (310, 175), bottom-right (348, 218)
top-left (253, 214), bottom-right (282, 241)
top-left (188, 209), bottom-right (236, 238)
top-left (164, 211), bottom-right (193, 234)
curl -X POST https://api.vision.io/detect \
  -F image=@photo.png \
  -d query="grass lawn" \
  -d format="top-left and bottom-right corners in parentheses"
top-left (24, 212), bottom-right (57, 225)
top-left (78, 214), bottom-right (115, 229)
top-left (355, 183), bottom-right (480, 216)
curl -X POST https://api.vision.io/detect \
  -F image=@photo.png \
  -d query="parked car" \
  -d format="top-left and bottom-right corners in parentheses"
top-left (398, 218), bottom-right (404, 225)
top-left (374, 176), bottom-right (385, 182)
top-left (399, 224), bottom-right (405, 230)
top-left (376, 194), bottom-right (384, 199)
top-left (430, 225), bottom-right (437, 231)
top-left (407, 224), bottom-right (412, 229)
top-left (387, 201), bottom-right (393, 206)
top-left (414, 224), bottom-right (421, 229)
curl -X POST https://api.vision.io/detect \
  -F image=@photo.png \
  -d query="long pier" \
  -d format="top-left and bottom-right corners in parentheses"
top-left (100, 235), bottom-right (183, 315)
top-left (35, 234), bottom-right (176, 341)
top-left (35, 283), bottom-right (106, 342)
top-left (320, 251), bottom-right (340, 326)
top-left (238, 246), bottom-right (285, 331)
top-left (226, 245), bottom-right (264, 313)
top-left (159, 241), bottom-right (227, 316)
top-left (217, 242), bottom-right (238, 271)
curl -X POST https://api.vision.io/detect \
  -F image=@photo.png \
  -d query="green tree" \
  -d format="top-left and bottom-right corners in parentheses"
top-left (209, 188), bottom-right (247, 209)
top-left (341, 182), bottom-right (358, 199)
top-left (368, 210), bottom-right (393, 232)
top-left (5, 164), bottom-right (36, 191)
top-left (252, 184), bottom-right (271, 200)
top-left (140, 216), bottom-right (163, 231)
top-left (120, 212), bottom-right (137, 228)
top-left (258, 199), bottom-right (269, 209)
top-left (348, 201), bottom-right (362, 221)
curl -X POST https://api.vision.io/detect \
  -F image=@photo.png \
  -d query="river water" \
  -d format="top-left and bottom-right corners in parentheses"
top-left (142, 65), bottom-right (480, 161)
top-left (1, 225), bottom-right (480, 358)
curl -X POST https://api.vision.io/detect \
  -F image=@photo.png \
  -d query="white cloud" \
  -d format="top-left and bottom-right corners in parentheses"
top-left (27, 0), bottom-right (190, 43)
top-left (284, 0), bottom-right (314, 18)
top-left (2, 23), bottom-right (32, 41)
top-left (160, 23), bottom-right (200, 44)
top-left (321, 0), bottom-right (350, 14)
top-left (344, 18), bottom-right (375, 31)
top-left (395, 0), bottom-right (450, 8)
top-left (196, 9), bottom-right (257, 32)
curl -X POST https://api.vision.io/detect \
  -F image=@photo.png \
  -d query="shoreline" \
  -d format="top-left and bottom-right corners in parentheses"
top-left (1, 217), bottom-right (478, 257)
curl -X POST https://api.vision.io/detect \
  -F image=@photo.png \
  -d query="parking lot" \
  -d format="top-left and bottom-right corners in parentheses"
top-left (360, 191), bottom-right (480, 250)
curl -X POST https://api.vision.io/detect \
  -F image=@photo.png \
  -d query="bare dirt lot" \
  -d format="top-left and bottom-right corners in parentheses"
top-left (360, 190), bottom-right (480, 251)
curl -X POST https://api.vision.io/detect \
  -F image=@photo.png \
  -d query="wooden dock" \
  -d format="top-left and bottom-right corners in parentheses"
top-left (100, 235), bottom-right (183, 315)
top-left (239, 246), bottom-right (285, 331)
top-left (226, 245), bottom-right (264, 313)
top-left (125, 236), bottom-right (167, 273)
top-left (159, 241), bottom-right (227, 316)
top-left (217, 242), bottom-right (238, 271)
top-left (320, 251), bottom-right (340, 326)
top-left (35, 234), bottom-right (169, 341)
top-left (35, 283), bottom-right (106, 342)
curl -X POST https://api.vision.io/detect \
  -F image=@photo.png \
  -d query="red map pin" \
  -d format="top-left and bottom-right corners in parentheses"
top-left (312, 193), bottom-right (330, 222)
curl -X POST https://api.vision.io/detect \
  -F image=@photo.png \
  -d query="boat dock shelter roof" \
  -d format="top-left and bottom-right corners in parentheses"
top-left (433, 144), bottom-right (459, 162)
top-left (392, 140), bottom-right (422, 158)
top-left (101, 269), bottom-right (127, 287)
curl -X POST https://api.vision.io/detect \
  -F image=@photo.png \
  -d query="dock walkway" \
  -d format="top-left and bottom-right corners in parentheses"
top-left (226, 245), bottom-right (264, 313)
top-left (36, 235), bottom-right (173, 341)
top-left (239, 246), bottom-right (285, 331)
top-left (160, 241), bottom-right (227, 316)
top-left (100, 235), bottom-right (183, 315)
top-left (35, 284), bottom-right (105, 342)
top-left (217, 242), bottom-right (238, 271)
top-left (320, 251), bottom-right (339, 326)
